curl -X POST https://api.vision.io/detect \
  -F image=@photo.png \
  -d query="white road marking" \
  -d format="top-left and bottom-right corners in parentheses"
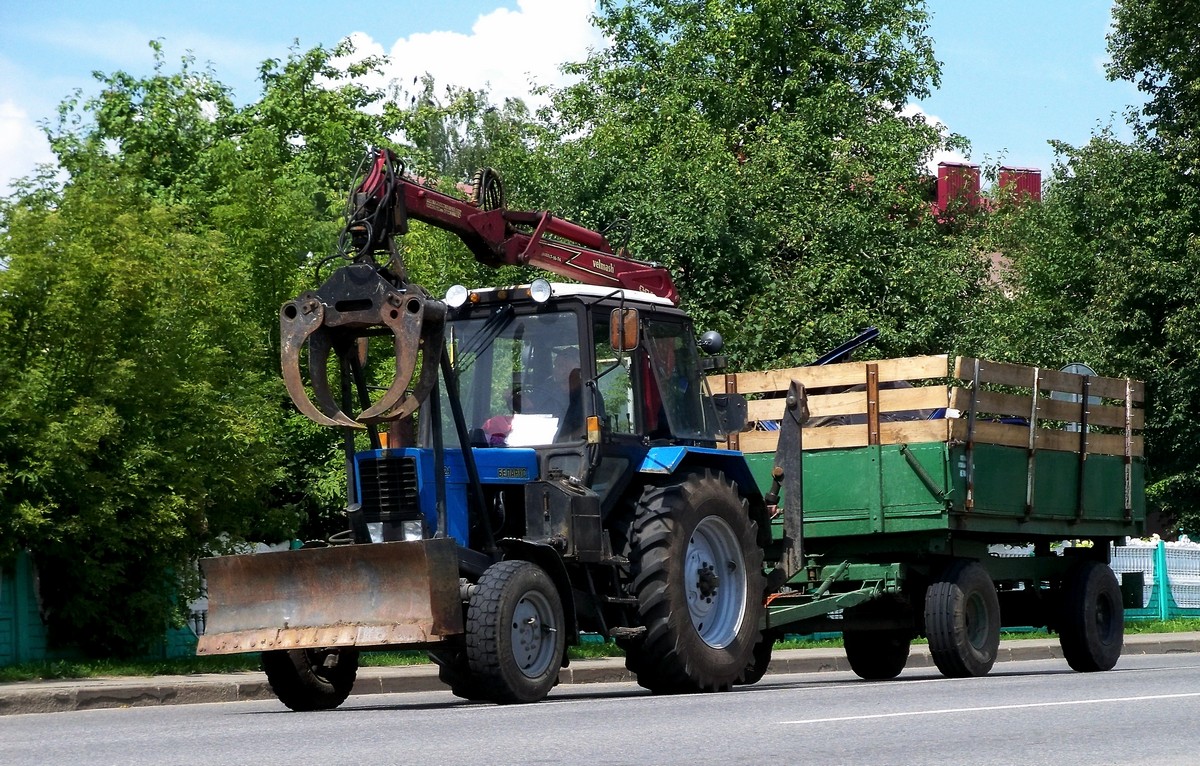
top-left (780, 691), bottom-right (1200, 725)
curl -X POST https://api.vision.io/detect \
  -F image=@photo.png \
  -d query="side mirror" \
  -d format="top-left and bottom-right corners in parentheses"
top-left (610, 308), bottom-right (639, 351)
top-left (699, 330), bottom-right (723, 354)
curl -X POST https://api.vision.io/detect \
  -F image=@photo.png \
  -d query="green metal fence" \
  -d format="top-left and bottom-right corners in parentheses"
top-left (1, 551), bottom-right (198, 666)
top-left (1112, 540), bottom-right (1200, 621)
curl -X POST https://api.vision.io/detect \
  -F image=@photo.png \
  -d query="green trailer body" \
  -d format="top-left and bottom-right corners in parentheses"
top-left (713, 355), bottom-right (1147, 652)
top-left (744, 442), bottom-right (1144, 549)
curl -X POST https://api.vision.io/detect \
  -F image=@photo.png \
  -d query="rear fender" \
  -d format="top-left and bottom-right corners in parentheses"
top-left (638, 446), bottom-right (770, 546)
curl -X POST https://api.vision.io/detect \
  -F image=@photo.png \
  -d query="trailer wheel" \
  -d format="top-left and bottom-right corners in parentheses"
top-left (625, 469), bottom-right (764, 693)
top-left (844, 628), bottom-right (912, 680)
top-left (1059, 560), bottom-right (1124, 672)
top-left (261, 647), bottom-right (359, 712)
top-left (466, 559), bottom-right (565, 704)
top-left (924, 560), bottom-right (1000, 677)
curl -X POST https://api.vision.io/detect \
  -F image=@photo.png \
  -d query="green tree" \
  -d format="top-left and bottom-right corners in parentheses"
top-left (533, 0), bottom-right (978, 367)
top-left (973, 132), bottom-right (1200, 533)
top-left (0, 39), bottom-right (536, 654)
top-left (0, 171), bottom-right (284, 655)
top-left (1108, 0), bottom-right (1200, 170)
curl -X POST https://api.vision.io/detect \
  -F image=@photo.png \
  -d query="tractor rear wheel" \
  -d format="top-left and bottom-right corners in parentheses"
top-left (624, 470), bottom-right (764, 693)
top-left (924, 560), bottom-right (1001, 678)
top-left (466, 559), bottom-right (565, 704)
top-left (1059, 560), bottom-right (1124, 672)
top-left (261, 647), bottom-right (359, 711)
top-left (735, 632), bottom-right (776, 686)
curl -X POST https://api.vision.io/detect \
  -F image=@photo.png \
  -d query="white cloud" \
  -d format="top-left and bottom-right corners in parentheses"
top-left (0, 100), bottom-right (56, 195)
top-left (365, 0), bottom-right (601, 108)
top-left (902, 103), bottom-right (971, 173)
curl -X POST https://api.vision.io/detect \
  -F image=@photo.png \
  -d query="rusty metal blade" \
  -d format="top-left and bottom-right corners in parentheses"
top-left (196, 539), bottom-right (464, 655)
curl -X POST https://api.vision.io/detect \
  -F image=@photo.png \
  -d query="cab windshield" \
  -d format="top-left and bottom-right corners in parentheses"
top-left (438, 307), bottom-right (583, 447)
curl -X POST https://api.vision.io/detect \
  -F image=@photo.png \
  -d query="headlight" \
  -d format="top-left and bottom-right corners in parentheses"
top-left (445, 284), bottom-right (469, 308)
top-left (401, 520), bottom-right (425, 541)
top-left (366, 522), bottom-right (384, 544)
top-left (530, 278), bottom-right (552, 304)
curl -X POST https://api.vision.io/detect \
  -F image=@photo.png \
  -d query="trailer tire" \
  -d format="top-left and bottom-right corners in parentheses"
top-left (844, 628), bottom-right (911, 680)
top-left (261, 647), bottom-right (359, 712)
top-left (624, 469), bottom-right (764, 694)
top-left (1059, 560), bottom-right (1124, 672)
top-left (924, 560), bottom-right (1000, 678)
top-left (466, 559), bottom-right (565, 704)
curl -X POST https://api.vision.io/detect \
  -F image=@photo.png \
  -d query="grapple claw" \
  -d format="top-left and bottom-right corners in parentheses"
top-left (358, 298), bottom-right (445, 423)
top-left (280, 294), bottom-right (360, 429)
top-left (280, 263), bottom-right (444, 430)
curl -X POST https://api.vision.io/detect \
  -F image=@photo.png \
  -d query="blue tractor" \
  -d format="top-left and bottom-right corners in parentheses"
top-left (198, 150), bottom-right (769, 709)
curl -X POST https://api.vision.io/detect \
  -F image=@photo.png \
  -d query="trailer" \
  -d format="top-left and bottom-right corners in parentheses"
top-left (713, 354), bottom-right (1146, 680)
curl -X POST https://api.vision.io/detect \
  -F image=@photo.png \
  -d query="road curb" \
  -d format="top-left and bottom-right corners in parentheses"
top-left (4, 634), bottom-right (1199, 716)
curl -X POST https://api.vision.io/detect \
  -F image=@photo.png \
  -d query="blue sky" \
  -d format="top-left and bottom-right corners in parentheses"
top-left (0, 1), bottom-right (1144, 193)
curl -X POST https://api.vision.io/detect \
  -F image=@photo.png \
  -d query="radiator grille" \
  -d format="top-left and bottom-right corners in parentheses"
top-left (358, 456), bottom-right (420, 521)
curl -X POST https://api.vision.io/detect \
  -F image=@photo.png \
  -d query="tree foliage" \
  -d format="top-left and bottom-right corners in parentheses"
top-left (1107, 0), bottom-right (1200, 169)
top-left (532, 0), bottom-right (977, 366)
top-left (0, 39), bottom-right (506, 654)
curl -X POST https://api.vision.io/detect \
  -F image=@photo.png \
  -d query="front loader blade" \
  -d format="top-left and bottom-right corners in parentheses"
top-left (197, 538), bottom-right (464, 655)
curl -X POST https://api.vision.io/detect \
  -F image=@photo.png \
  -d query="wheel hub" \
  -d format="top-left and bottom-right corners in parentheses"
top-left (511, 592), bottom-right (557, 679)
top-left (684, 515), bottom-right (748, 649)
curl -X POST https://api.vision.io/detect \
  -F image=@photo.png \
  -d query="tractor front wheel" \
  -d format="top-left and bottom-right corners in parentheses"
top-left (466, 559), bottom-right (566, 704)
top-left (261, 647), bottom-right (359, 711)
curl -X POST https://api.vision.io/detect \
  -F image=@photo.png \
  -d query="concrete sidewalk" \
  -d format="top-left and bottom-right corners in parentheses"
top-left (3, 632), bottom-right (1199, 717)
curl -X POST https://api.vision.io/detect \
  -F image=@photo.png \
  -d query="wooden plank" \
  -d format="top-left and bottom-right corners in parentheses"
top-left (1037, 396), bottom-right (1145, 430)
top-left (724, 355), bottom-right (950, 394)
top-left (953, 357), bottom-right (1037, 388)
top-left (950, 388), bottom-right (1030, 420)
top-left (953, 356), bottom-right (1144, 402)
top-left (746, 386), bottom-right (950, 423)
top-left (734, 419), bottom-right (953, 453)
top-left (737, 429), bottom-right (784, 453)
top-left (879, 419), bottom-right (952, 445)
top-left (948, 419), bottom-right (1144, 457)
top-left (801, 424), bottom-right (869, 450)
top-left (949, 388), bottom-right (1144, 430)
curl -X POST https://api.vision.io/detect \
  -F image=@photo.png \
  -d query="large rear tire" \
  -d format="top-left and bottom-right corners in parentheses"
top-left (844, 628), bottom-right (912, 680)
top-left (624, 469), bottom-right (765, 694)
top-left (1059, 560), bottom-right (1123, 672)
top-left (261, 647), bottom-right (359, 711)
top-left (735, 632), bottom-right (775, 686)
top-left (466, 559), bottom-right (566, 704)
top-left (924, 560), bottom-right (1000, 678)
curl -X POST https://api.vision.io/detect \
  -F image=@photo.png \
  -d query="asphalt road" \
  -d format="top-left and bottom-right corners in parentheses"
top-left (3, 653), bottom-right (1199, 766)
